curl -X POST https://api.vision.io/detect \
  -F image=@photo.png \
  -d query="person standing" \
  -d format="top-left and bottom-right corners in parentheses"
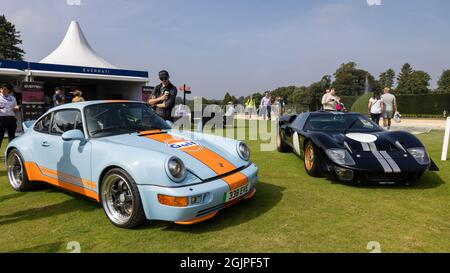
top-left (368, 93), bottom-right (382, 125)
top-left (279, 96), bottom-right (285, 115)
top-left (72, 90), bottom-right (85, 102)
top-left (322, 88), bottom-right (338, 111)
top-left (260, 92), bottom-right (272, 120)
top-left (148, 70), bottom-right (177, 122)
top-left (52, 87), bottom-right (64, 106)
top-left (245, 95), bottom-right (256, 119)
top-left (0, 84), bottom-right (20, 149)
top-left (381, 87), bottom-right (397, 130)
top-left (321, 89), bottom-right (330, 110)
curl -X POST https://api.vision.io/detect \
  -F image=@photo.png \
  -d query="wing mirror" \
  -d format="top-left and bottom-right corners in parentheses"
top-left (62, 129), bottom-right (85, 141)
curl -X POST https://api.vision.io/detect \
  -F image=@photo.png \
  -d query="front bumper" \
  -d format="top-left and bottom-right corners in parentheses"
top-left (137, 163), bottom-right (258, 223)
top-left (331, 165), bottom-right (425, 183)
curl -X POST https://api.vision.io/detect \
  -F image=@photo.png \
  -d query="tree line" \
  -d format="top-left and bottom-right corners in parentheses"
top-left (220, 62), bottom-right (450, 111)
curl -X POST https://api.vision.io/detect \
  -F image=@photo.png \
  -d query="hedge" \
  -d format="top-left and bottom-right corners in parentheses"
top-left (350, 93), bottom-right (450, 116)
top-left (350, 93), bottom-right (373, 114)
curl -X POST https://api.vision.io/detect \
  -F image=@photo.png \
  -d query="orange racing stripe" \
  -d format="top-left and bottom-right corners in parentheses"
top-left (24, 162), bottom-right (99, 201)
top-left (143, 133), bottom-right (248, 190)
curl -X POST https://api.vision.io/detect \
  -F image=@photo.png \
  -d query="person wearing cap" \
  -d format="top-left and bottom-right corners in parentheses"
top-left (0, 83), bottom-right (20, 149)
top-left (148, 70), bottom-right (177, 121)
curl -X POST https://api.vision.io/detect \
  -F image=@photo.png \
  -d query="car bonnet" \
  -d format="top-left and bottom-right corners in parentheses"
top-left (97, 130), bottom-right (248, 181)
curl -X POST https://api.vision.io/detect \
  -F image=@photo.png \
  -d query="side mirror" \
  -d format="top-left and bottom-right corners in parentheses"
top-left (62, 129), bottom-right (85, 141)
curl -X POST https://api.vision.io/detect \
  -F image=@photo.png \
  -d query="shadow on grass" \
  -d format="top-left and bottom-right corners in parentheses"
top-left (0, 192), bottom-right (26, 203)
top-left (0, 198), bottom-right (98, 226)
top-left (140, 181), bottom-right (285, 233)
top-left (8, 242), bottom-right (65, 253)
top-left (331, 171), bottom-right (445, 190)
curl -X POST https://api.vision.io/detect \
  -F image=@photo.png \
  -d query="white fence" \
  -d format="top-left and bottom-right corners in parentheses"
top-left (442, 117), bottom-right (450, 161)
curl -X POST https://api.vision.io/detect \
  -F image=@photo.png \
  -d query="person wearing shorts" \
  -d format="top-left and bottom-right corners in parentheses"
top-left (381, 87), bottom-right (397, 130)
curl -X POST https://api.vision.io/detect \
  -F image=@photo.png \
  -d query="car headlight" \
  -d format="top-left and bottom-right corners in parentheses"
top-left (166, 156), bottom-right (186, 182)
top-left (407, 147), bottom-right (430, 165)
top-left (326, 149), bottom-right (355, 166)
top-left (237, 142), bottom-right (250, 161)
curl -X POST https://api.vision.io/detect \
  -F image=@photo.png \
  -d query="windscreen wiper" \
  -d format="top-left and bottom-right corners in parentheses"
top-left (90, 127), bottom-right (138, 136)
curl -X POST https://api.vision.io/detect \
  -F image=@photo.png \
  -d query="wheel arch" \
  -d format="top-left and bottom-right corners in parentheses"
top-left (6, 145), bottom-right (18, 157)
top-left (97, 165), bottom-right (127, 193)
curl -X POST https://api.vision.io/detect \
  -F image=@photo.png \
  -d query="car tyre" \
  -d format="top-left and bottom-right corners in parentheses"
top-left (100, 168), bottom-right (147, 228)
top-left (276, 125), bottom-right (292, 153)
top-left (7, 149), bottom-right (35, 191)
top-left (303, 141), bottom-right (323, 177)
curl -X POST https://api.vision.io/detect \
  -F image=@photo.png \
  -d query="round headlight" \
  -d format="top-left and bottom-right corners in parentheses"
top-left (166, 156), bottom-right (186, 182)
top-left (237, 142), bottom-right (250, 161)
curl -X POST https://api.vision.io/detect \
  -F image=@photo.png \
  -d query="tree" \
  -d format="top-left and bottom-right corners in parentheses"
top-left (332, 62), bottom-right (376, 96)
top-left (0, 15), bottom-right (25, 60)
top-left (379, 68), bottom-right (395, 89)
top-left (271, 86), bottom-right (296, 103)
top-left (410, 70), bottom-right (431, 94)
top-left (321, 75), bottom-right (332, 89)
top-left (222, 92), bottom-right (233, 104)
top-left (437, 70), bottom-right (450, 93)
top-left (396, 63), bottom-right (431, 94)
top-left (396, 63), bottom-right (414, 94)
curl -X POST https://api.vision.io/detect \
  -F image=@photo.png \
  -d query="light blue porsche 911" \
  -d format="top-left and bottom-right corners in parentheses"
top-left (5, 101), bottom-right (258, 228)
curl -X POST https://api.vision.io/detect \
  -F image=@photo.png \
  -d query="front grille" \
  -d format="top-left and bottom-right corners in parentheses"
top-left (361, 173), bottom-right (409, 183)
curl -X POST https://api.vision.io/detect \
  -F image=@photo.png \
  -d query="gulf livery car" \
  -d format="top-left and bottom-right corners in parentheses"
top-left (276, 111), bottom-right (439, 184)
top-left (6, 101), bottom-right (258, 228)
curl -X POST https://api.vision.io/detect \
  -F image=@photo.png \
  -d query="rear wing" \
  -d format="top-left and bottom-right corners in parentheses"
top-left (22, 120), bottom-right (36, 133)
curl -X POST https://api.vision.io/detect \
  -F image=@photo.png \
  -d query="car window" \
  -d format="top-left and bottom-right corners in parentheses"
top-left (75, 112), bottom-right (83, 131)
top-left (34, 113), bottom-right (52, 134)
top-left (85, 103), bottom-right (170, 137)
top-left (292, 113), bottom-right (308, 130)
top-left (50, 110), bottom-right (80, 135)
top-left (304, 113), bottom-right (382, 133)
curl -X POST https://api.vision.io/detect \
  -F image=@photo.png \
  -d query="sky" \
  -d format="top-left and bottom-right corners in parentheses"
top-left (2, 0), bottom-right (450, 99)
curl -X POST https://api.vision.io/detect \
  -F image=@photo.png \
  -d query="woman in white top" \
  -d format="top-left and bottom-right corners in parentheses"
top-left (368, 93), bottom-right (382, 125)
top-left (0, 83), bottom-right (20, 149)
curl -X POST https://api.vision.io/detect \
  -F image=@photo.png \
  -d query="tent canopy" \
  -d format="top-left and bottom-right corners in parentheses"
top-left (40, 20), bottom-right (117, 69)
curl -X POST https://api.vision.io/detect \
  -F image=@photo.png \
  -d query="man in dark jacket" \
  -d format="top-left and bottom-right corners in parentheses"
top-left (148, 70), bottom-right (177, 121)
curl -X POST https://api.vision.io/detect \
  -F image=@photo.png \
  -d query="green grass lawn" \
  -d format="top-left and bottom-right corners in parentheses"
top-left (0, 127), bottom-right (449, 253)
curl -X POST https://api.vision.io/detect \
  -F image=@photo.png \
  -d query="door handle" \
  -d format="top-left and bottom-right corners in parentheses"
top-left (41, 141), bottom-right (50, 147)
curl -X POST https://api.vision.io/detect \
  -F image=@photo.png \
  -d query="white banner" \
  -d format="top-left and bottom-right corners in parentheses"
top-left (442, 118), bottom-right (450, 161)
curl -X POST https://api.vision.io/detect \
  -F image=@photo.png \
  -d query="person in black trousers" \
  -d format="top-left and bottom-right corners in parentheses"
top-left (0, 84), bottom-right (20, 149)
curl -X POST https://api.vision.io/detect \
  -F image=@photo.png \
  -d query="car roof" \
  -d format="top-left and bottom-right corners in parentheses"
top-left (48, 100), bottom-right (145, 112)
top-left (308, 111), bottom-right (362, 116)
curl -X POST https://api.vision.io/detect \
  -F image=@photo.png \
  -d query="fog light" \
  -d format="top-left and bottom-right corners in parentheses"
top-left (158, 194), bottom-right (189, 207)
top-left (334, 166), bottom-right (354, 181)
top-left (190, 193), bottom-right (209, 205)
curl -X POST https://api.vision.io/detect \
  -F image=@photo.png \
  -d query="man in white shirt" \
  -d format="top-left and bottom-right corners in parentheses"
top-left (260, 92), bottom-right (272, 120)
top-left (381, 87), bottom-right (397, 130)
top-left (321, 88), bottom-right (338, 111)
top-left (0, 84), bottom-right (20, 149)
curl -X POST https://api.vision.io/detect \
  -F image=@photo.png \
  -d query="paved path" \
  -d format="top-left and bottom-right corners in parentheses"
top-left (387, 118), bottom-right (446, 134)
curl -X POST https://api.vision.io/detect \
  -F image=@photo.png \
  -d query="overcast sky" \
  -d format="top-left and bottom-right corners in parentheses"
top-left (2, 0), bottom-right (450, 98)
